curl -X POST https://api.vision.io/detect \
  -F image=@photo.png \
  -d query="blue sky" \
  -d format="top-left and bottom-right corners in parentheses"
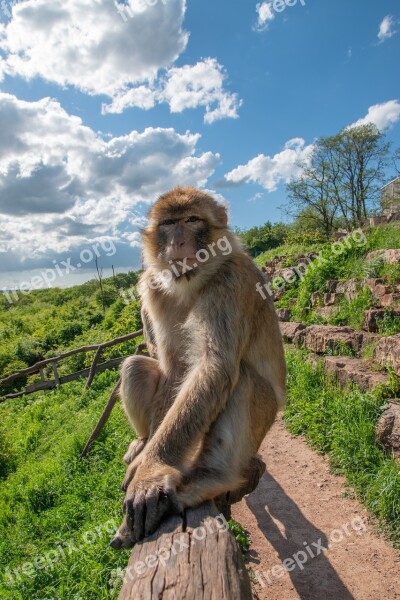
top-left (0, 0), bottom-right (399, 288)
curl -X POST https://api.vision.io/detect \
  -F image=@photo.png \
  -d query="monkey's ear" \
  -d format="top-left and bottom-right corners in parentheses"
top-left (217, 205), bottom-right (228, 226)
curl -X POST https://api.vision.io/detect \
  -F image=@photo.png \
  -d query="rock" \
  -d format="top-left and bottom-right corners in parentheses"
top-left (375, 401), bottom-right (400, 458)
top-left (380, 293), bottom-right (400, 308)
top-left (324, 356), bottom-right (389, 392)
top-left (325, 280), bottom-right (339, 293)
top-left (374, 335), bottom-right (400, 376)
top-left (367, 249), bottom-right (400, 265)
top-left (363, 309), bottom-right (400, 332)
top-left (335, 279), bottom-right (360, 302)
top-left (315, 307), bottom-right (339, 320)
top-left (323, 293), bottom-right (342, 306)
top-left (370, 216), bottom-right (388, 227)
top-left (279, 322), bottom-right (306, 343)
top-left (359, 332), bottom-right (382, 351)
top-left (276, 308), bottom-right (291, 322)
top-left (311, 292), bottom-right (320, 307)
top-left (299, 325), bottom-right (363, 355)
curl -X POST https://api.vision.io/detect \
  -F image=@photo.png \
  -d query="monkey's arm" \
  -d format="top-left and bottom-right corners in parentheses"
top-left (122, 272), bottom-right (252, 539)
top-left (141, 306), bottom-right (158, 358)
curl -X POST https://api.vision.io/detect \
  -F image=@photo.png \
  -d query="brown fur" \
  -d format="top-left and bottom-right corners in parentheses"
top-left (111, 187), bottom-right (286, 548)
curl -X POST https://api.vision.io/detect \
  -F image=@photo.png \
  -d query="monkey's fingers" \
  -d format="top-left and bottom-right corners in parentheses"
top-left (144, 486), bottom-right (170, 537)
top-left (121, 461), bottom-right (140, 492)
top-left (110, 517), bottom-right (136, 550)
top-left (133, 489), bottom-right (146, 541)
top-left (123, 438), bottom-right (147, 465)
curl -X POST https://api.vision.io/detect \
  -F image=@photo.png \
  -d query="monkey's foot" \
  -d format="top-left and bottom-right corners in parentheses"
top-left (123, 438), bottom-right (148, 465)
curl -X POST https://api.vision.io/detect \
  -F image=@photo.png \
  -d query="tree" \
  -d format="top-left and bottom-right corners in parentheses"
top-left (322, 124), bottom-right (389, 227)
top-left (286, 124), bottom-right (390, 232)
top-left (286, 144), bottom-right (340, 240)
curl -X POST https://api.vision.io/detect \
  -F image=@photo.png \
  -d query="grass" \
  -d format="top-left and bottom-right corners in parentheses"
top-left (284, 348), bottom-right (400, 546)
top-left (0, 371), bottom-right (133, 599)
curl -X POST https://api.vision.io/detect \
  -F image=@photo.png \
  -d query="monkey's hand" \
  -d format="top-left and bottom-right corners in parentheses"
top-left (123, 462), bottom-right (183, 541)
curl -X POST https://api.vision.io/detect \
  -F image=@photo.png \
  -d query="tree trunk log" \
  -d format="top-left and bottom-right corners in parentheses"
top-left (118, 501), bottom-right (252, 600)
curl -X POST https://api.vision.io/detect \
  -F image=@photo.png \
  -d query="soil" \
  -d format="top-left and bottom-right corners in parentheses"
top-left (232, 416), bottom-right (400, 600)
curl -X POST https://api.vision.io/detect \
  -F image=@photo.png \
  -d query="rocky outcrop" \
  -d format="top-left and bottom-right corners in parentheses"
top-left (324, 356), bottom-right (389, 392)
top-left (374, 335), bottom-right (400, 376)
top-left (366, 249), bottom-right (400, 265)
top-left (279, 322), bottom-right (306, 343)
top-left (375, 401), bottom-right (400, 458)
top-left (311, 278), bottom-right (400, 312)
top-left (295, 325), bottom-right (362, 355)
top-left (363, 309), bottom-right (400, 333)
top-left (276, 308), bottom-right (291, 322)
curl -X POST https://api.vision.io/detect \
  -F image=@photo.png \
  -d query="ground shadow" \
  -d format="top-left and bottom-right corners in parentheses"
top-left (246, 471), bottom-right (355, 600)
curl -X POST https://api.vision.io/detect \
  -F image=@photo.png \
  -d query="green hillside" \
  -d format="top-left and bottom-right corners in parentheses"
top-left (0, 221), bottom-right (399, 598)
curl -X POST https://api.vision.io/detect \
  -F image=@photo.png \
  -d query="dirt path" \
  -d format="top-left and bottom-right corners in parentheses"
top-left (232, 416), bottom-right (400, 600)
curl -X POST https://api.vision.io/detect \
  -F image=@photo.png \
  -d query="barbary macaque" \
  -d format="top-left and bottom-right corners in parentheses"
top-left (111, 187), bottom-right (286, 548)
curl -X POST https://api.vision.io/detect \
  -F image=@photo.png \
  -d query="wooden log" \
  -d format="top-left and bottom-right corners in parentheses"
top-left (80, 379), bottom-right (121, 457)
top-left (85, 347), bottom-right (103, 389)
top-left (118, 502), bottom-right (252, 600)
top-left (80, 344), bottom-right (148, 456)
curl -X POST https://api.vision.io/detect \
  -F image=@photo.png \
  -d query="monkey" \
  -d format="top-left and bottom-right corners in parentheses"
top-left (111, 187), bottom-right (286, 548)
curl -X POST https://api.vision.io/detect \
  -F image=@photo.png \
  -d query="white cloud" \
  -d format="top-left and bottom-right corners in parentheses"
top-left (223, 138), bottom-right (314, 192)
top-left (0, 93), bottom-right (220, 270)
top-left (351, 100), bottom-right (400, 131)
top-left (254, 2), bottom-right (275, 31)
top-left (378, 15), bottom-right (397, 43)
top-left (102, 58), bottom-right (242, 123)
top-left (0, 0), bottom-right (241, 123)
top-left (1, 0), bottom-right (188, 96)
top-left (162, 59), bottom-right (242, 124)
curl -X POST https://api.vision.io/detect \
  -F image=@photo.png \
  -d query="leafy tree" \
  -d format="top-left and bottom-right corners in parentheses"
top-left (286, 124), bottom-right (390, 232)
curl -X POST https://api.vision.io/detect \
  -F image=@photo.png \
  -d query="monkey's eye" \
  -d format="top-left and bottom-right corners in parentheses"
top-left (186, 216), bottom-right (201, 223)
top-left (160, 219), bottom-right (176, 226)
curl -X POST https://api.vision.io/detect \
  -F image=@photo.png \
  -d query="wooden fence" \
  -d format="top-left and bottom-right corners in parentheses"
top-left (0, 329), bottom-right (144, 401)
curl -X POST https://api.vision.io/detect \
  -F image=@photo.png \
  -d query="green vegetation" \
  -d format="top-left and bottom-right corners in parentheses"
top-left (285, 349), bottom-right (400, 545)
top-left (228, 520), bottom-right (251, 555)
top-left (0, 372), bottom-right (133, 599)
top-left (0, 210), bottom-right (399, 597)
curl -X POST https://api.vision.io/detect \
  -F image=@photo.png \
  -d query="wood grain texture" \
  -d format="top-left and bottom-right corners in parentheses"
top-left (118, 502), bottom-right (253, 600)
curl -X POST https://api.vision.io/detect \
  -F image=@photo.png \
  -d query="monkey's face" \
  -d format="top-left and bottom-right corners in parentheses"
top-left (142, 188), bottom-right (229, 280)
top-left (157, 214), bottom-right (210, 271)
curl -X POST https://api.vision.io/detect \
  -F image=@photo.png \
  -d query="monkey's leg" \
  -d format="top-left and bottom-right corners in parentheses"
top-left (177, 363), bottom-right (278, 507)
top-left (120, 355), bottom-right (171, 463)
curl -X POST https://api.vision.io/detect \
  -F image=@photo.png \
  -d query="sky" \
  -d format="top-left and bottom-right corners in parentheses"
top-left (0, 0), bottom-right (399, 289)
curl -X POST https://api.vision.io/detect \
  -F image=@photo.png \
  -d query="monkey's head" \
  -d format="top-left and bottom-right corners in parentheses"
top-left (142, 187), bottom-right (232, 280)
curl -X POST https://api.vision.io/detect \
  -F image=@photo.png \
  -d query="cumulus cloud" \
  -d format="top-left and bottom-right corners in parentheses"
top-left (351, 100), bottom-right (400, 131)
top-left (378, 15), bottom-right (397, 43)
top-left (0, 93), bottom-right (220, 270)
top-left (222, 138), bottom-right (314, 192)
top-left (0, 0), bottom-right (241, 123)
top-left (102, 58), bottom-right (242, 123)
top-left (1, 0), bottom-right (188, 96)
top-left (254, 2), bottom-right (275, 31)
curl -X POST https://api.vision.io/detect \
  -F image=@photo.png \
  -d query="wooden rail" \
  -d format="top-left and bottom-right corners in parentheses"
top-left (0, 330), bottom-right (143, 401)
